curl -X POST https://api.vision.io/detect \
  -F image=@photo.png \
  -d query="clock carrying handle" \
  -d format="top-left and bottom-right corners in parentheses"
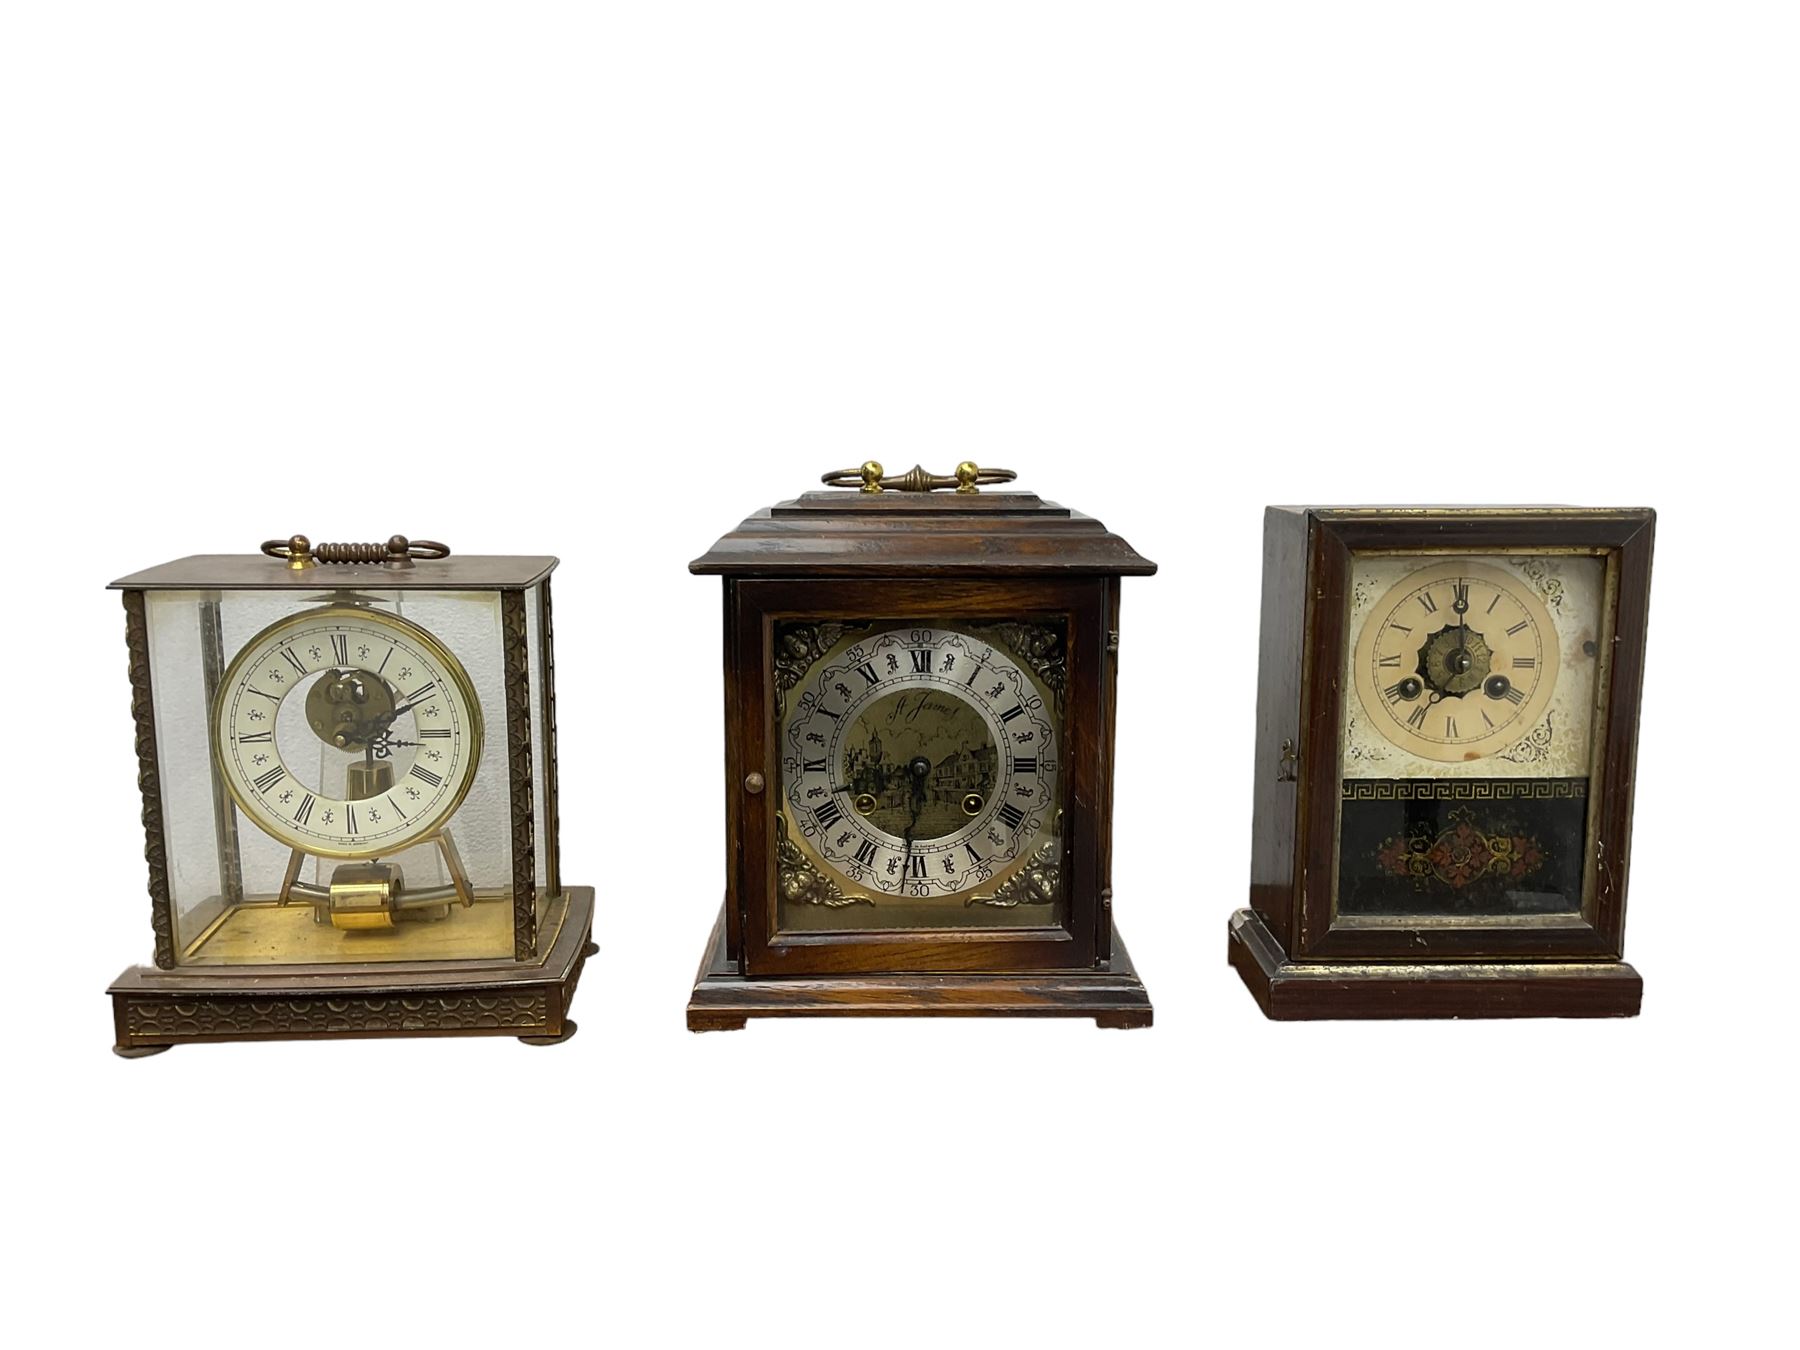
top-left (821, 461), bottom-right (1017, 494)
top-left (261, 534), bottom-right (450, 570)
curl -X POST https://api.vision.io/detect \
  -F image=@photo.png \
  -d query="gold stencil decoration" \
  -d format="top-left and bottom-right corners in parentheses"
top-left (1376, 807), bottom-right (1550, 892)
top-left (775, 812), bottom-right (873, 909)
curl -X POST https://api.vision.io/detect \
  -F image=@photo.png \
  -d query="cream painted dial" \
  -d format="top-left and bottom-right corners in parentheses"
top-left (1352, 561), bottom-right (1560, 762)
top-left (782, 625), bottom-right (1059, 899)
top-left (213, 606), bottom-right (482, 858)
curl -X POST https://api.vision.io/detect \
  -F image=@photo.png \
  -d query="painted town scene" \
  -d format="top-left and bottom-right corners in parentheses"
top-left (843, 690), bottom-right (1000, 839)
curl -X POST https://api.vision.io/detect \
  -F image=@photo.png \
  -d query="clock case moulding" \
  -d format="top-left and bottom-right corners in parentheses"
top-left (1231, 505), bottom-right (1655, 1020)
top-left (106, 545), bottom-right (594, 1055)
top-left (687, 477), bottom-right (1158, 1030)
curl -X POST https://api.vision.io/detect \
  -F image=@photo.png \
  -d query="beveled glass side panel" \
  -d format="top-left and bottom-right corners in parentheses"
top-left (1334, 551), bottom-right (1610, 919)
top-left (146, 587), bottom-right (516, 964)
top-left (775, 618), bottom-right (1067, 932)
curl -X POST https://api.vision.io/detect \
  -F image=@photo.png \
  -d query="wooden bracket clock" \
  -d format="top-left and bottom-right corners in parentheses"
top-left (686, 462), bottom-right (1157, 1030)
top-left (1231, 506), bottom-right (1655, 1019)
top-left (107, 534), bottom-right (595, 1055)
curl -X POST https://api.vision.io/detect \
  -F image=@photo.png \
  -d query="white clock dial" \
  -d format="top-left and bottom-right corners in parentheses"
top-left (213, 606), bottom-right (482, 858)
top-left (782, 625), bottom-right (1060, 899)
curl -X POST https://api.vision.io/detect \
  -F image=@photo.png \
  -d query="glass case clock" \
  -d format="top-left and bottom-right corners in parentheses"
top-left (1231, 507), bottom-right (1655, 1018)
top-left (107, 534), bottom-right (595, 1055)
top-left (686, 462), bottom-right (1157, 1030)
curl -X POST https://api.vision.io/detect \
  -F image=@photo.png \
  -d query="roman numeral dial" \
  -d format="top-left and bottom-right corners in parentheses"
top-left (1351, 560), bottom-right (1561, 762)
top-left (780, 623), bottom-right (1062, 904)
top-left (212, 605), bottom-right (483, 859)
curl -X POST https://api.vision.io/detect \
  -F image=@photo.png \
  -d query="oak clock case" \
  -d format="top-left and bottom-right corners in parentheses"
top-left (1231, 507), bottom-right (1655, 1020)
top-left (687, 461), bottom-right (1157, 1031)
top-left (106, 535), bottom-right (595, 1055)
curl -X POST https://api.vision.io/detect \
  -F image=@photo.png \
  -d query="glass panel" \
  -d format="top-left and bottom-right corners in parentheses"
top-left (776, 619), bottom-right (1067, 932)
top-left (145, 587), bottom-right (516, 964)
top-left (1335, 551), bottom-right (1609, 919)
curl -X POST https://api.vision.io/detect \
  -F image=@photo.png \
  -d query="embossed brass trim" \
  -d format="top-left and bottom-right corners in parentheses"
top-left (502, 589), bottom-right (538, 961)
top-left (123, 590), bottom-right (176, 969)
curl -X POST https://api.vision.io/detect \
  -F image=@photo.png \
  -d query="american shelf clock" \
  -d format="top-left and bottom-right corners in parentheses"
top-left (686, 462), bottom-right (1157, 1030)
top-left (1231, 506), bottom-right (1655, 1019)
top-left (107, 534), bottom-right (595, 1055)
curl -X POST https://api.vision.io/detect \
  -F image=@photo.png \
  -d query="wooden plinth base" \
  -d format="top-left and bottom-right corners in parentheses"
top-left (1228, 908), bottom-right (1642, 1020)
top-left (686, 904), bottom-right (1152, 1031)
top-left (109, 887), bottom-right (596, 1055)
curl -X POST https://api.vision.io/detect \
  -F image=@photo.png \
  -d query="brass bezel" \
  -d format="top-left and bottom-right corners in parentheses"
top-left (210, 602), bottom-right (486, 862)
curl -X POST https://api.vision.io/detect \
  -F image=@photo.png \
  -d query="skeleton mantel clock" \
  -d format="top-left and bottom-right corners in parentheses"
top-left (1231, 507), bottom-right (1655, 1019)
top-left (107, 534), bottom-right (594, 1055)
top-left (686, 462), bottom-right (1157, 1030)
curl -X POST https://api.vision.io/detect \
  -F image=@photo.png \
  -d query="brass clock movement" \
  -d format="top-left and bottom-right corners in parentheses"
top-left (1231, 507), bottom-right (1655, 1018)
top-left (687, 462), bottom-right (1157, 1030)
top-left (107, 535), bottom-right (594, 1054)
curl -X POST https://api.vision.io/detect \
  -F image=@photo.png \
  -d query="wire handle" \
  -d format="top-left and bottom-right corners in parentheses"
top-left (261, 535), bottom-right (451, 570)
top-left (820, 461), bottom-right (1017, 494)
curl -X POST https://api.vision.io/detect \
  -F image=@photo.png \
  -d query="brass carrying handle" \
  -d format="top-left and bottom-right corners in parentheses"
top-left (261, 535), bottom-right (451, 571)
top-left (821, 461), bottom-right (1018, 494)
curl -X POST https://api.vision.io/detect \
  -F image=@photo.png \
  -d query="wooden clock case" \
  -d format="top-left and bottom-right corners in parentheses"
top-left (687, 472), bottom-right (1157, 1030)
top-left (1231, 506), bottom-right (1655, 1020)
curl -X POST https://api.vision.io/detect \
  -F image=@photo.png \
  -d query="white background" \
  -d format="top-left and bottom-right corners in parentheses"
top-left (3, 4), bottom-right (1793, 1347)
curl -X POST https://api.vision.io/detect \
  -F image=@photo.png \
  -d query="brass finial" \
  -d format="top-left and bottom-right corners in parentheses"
top-left (286, 535), bottom-right (316, 570)
top-left (860, 461), bottom-right (884, 493)
top-left (955, 461), bottom-right (980, 493)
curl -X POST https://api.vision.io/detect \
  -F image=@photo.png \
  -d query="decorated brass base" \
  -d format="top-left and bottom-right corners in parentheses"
top-left (1227, 908), bottom-right (1642, 1020)
top-left (109, 888), bottom-right (595, 1055)
top-left (686, 903), bottom-right (1152, 1031)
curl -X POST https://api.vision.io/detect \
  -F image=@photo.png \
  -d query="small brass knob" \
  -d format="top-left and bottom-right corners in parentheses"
top-left (744, 772), bottom-right (766, 795)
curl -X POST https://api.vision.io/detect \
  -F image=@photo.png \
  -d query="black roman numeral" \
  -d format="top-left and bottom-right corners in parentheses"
top-left (409, 764), bottom-right (444, 787)
top-left (1406, 706), bottom-right (1427, 730)
top-left (910, 649), bottom-right (932, 674)
top-left (1487, 592), bottom-right (1502, 614)
top-left (1000, 705), bottom-right (1025, 724)
top-left (1445, 716), bottom-right (1458, 738)
top-left (1378, 654), bottom-right (1402, 668)
top-left (345, 804), bottom-right (358, 834)
top-left (816, 706), bottom-right (840, 720)
top-left (1451, 581), bottom-right (1469, 609)
top-left (246, 687), bottom-right (280, 702)
top-left (1503, 685), bottom-right (1526, 705)
top-left (997, 802), bottom-right (1026, 830)
top-left (420, 728), bottom-right (451, 738)
top-left (331, 634), bottom-right (349, 665)
top-left (281, 648), bottom-right (307, 675)
top-left (1390, 623), bottom-right (1413, 636)
top-left (1512, 656), bottom-right (1536, 669)
top-left (1384, 682), bottom-right (1408, 704)
top-left (854, 839), bottom-right (877, 866)
top-left (1506, 620), bottom-right (1529, 637)
top-left (1012, 757), bottom-right (1037, 774)
top-left (857, 662), bottom-right (880, 686)
top-left (908, 854), bottom-right (927, 877)
top-left (965, 842), bottom-right (984, 865)
top-left (1481, 710), bottom-right (1495, 729)
top-left (377, 648), bottom-right (394, 675)
top-left (407, 681), bottom-right (437, 703)
top-left (803, 758), bottom-right (827, 774)
top-left (294, 793), bottom-right (314, 824)
top-left (814, 800), bottom-right (844, 831)
top-left (239, 731), bottom-right (273, 744)
top-left (1418, 592), bottom-right (1438, 613)
top-left (387, 794), bottom-right (407, 821)
top-left (252, 766), bottom-right (285, 792)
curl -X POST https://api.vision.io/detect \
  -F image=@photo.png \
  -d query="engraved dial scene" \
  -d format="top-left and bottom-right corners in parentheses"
top-left (213, 606), bottom-right (482, 858)
top-left (781, 624), bottom-right (1060, 905)
top-left (1352, 561), bottom-right (1560, 761)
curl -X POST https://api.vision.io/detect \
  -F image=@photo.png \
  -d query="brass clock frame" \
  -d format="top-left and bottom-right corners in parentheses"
top-left (107, 540), bottom-right (594, 1055)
